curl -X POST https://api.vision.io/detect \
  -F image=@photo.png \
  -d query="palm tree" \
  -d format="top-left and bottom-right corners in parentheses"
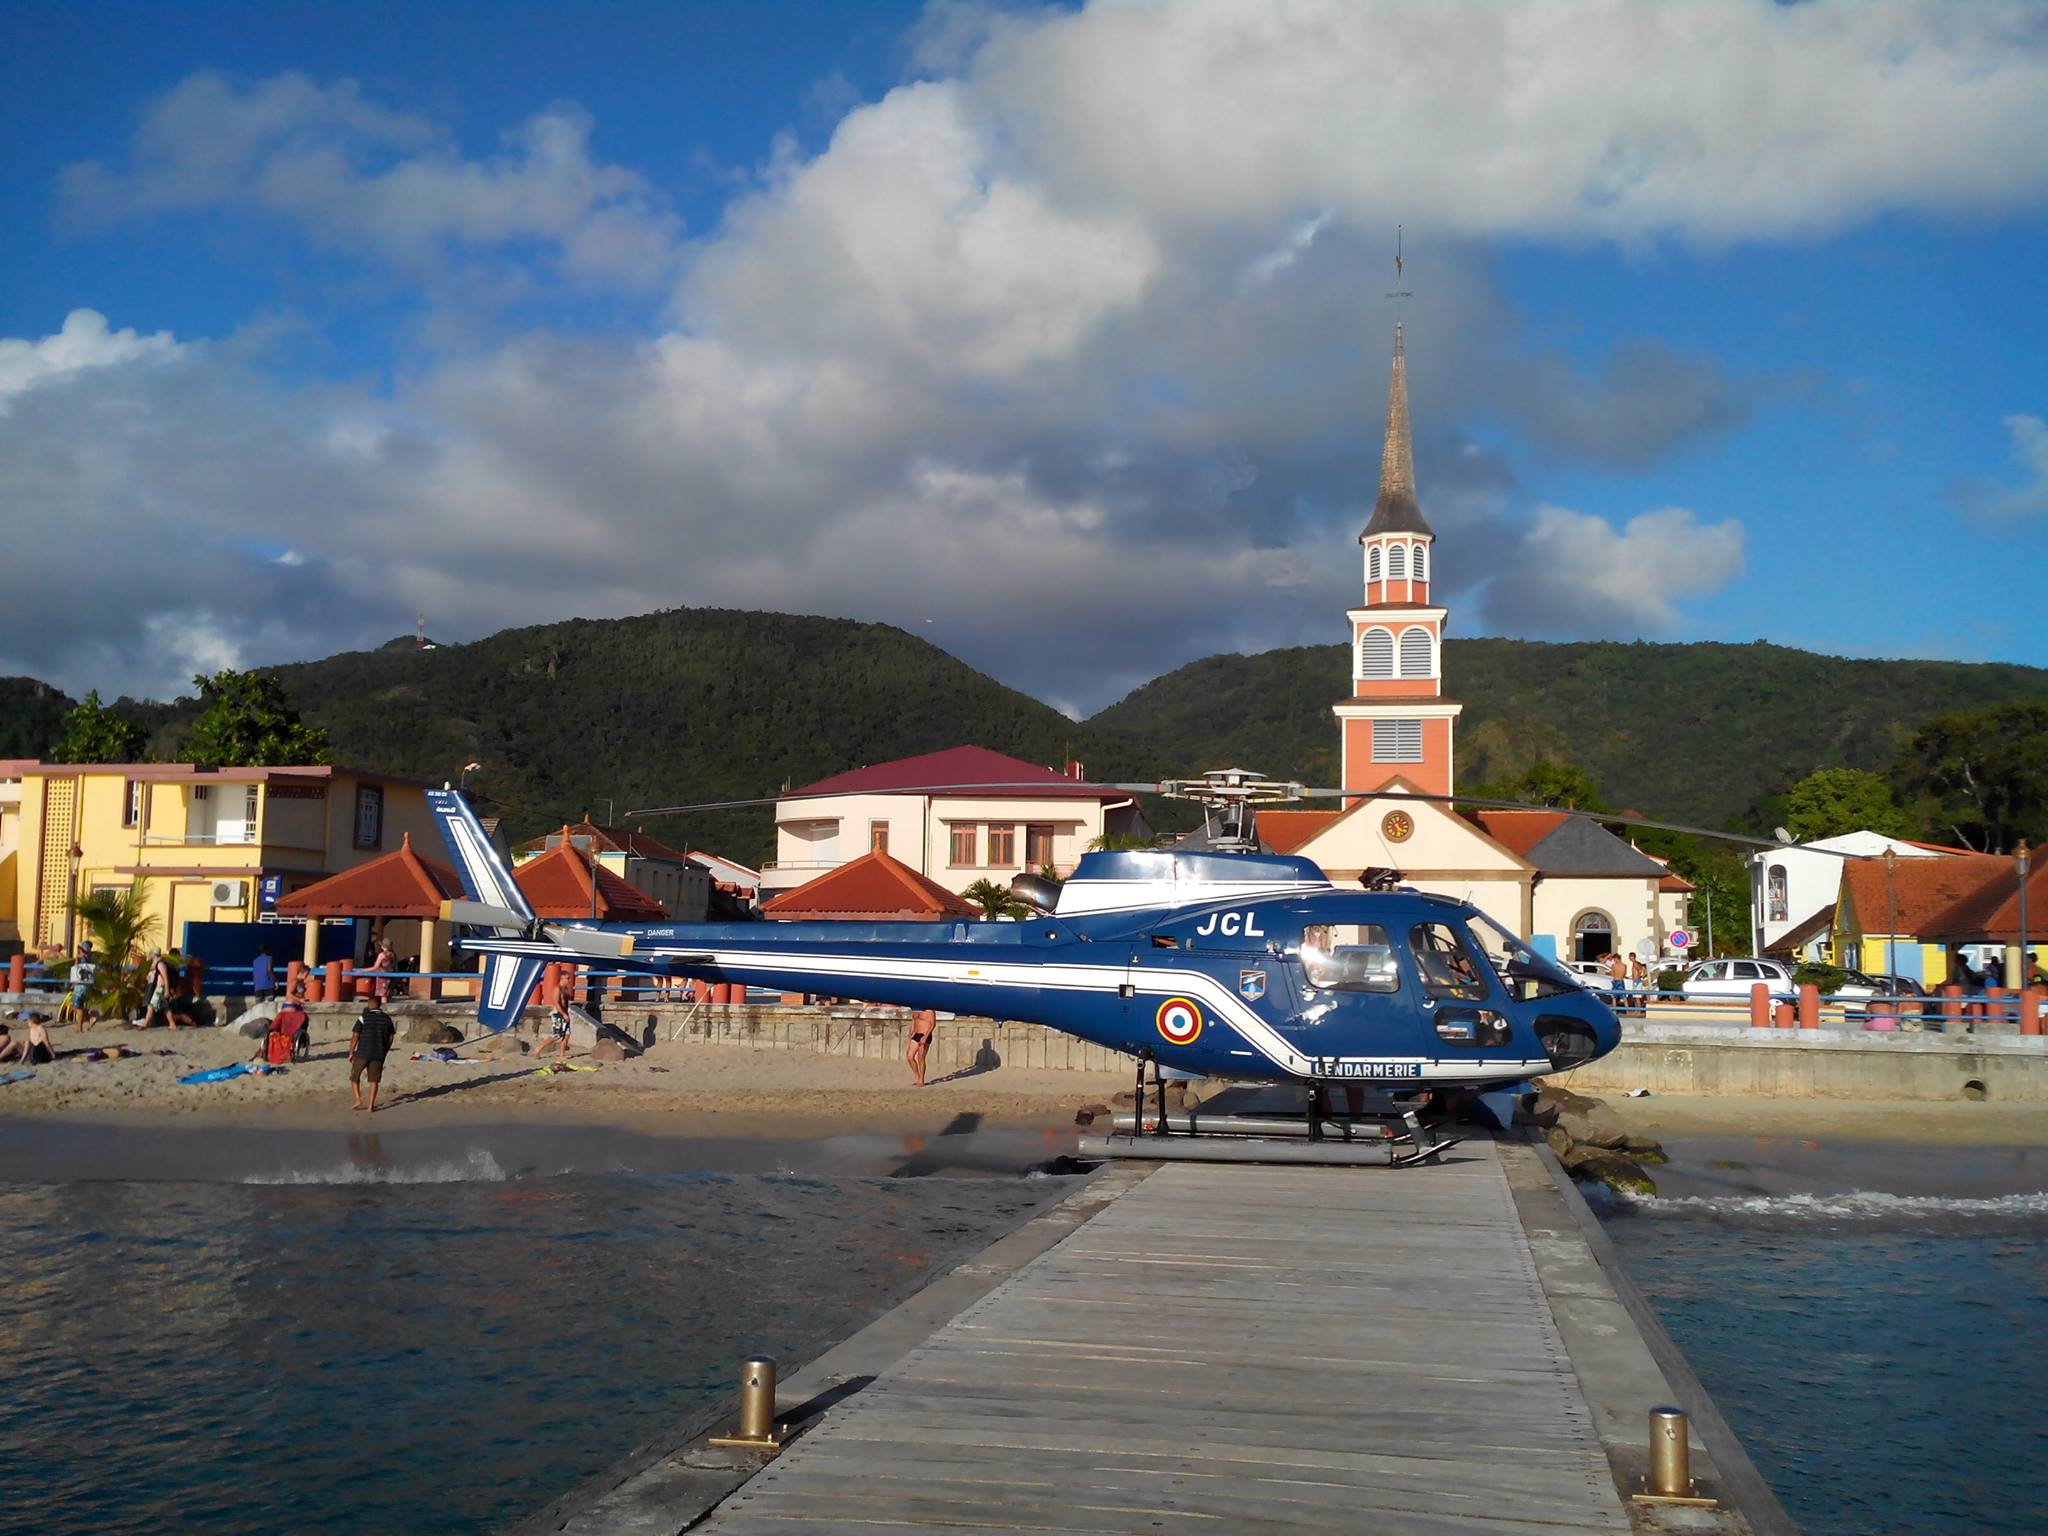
top-left (1087, 832), bottom-right (1168, 852)
top-left (69, 880), bottom-right (159, 1021)
top-left (959, 878), bottom-right (1030, 920)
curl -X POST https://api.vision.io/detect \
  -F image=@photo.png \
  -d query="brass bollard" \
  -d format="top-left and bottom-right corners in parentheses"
top-left (1647, 1406), bottom-right (1692, 1496)
top-left (709, 1354), bottom-right (781, 1449)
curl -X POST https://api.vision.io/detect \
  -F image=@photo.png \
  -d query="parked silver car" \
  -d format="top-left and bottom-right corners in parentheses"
top-left (1680, 957), bottom-right (1794, 1000)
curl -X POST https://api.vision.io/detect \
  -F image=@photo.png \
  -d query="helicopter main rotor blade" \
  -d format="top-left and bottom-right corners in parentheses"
top-left (1289, 786), bottom-right (1794, 851)
top-left (541, 924), bottom-right (637, 959)
top-left (628, 781), bottom-right (1146, 818)
top-left (440, 897), bottom-right (531, 929)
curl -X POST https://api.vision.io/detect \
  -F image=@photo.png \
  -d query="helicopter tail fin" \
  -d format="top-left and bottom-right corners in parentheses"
top-left (426, 789), bottom-right (534, 921)
top-left (475, 949), bottom-right (549, 1034)
top-left (427, 789), bottom-right (544, 1033)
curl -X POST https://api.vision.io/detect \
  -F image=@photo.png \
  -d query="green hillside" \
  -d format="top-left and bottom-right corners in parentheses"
top-left (0, 678), bottom-right (71, 759)
top-left (148, 610), bottom-right (1157, 863)
top-left (8, 613), bottom-right (2044, 860)
top-left (1088, 638), bottom-right (2048, 829)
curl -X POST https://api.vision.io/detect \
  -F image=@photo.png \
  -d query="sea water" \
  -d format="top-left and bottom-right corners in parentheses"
top-left (1603, 1164), bottom-right (2048, 1536)
top-left (0, 1131), bottom-right (1077, 1536)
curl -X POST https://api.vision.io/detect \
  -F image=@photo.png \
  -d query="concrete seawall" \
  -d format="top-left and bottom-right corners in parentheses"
top-left (1561, 1021), bottom-right (2048, 1101)
top-left (54, 991), bottom-right (2041, 1101)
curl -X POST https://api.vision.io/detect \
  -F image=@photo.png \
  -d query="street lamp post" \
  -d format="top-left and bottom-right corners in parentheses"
top-left (458, 761), bottom-right (483, 792)
top-left (1883, 846), bottom-right (1898, 981)
top-left (2018, 846), bottom-right (2031, 990)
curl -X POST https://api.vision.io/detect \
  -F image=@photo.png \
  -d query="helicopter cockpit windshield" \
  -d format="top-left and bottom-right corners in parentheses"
top-left (1466, 911), bottom-right (1584, 1001)
top-left (1299, 924), bottom-right (1401, 992)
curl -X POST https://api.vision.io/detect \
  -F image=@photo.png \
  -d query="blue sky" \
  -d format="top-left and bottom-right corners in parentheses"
top-left (3, 0), bottom-right (2044, 714)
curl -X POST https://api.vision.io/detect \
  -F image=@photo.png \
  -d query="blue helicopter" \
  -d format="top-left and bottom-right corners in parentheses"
top-left (424, 770), bottom-right (1623, 1157)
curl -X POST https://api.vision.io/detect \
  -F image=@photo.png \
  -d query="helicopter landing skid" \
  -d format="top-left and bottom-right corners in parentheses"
top-left (1090, 1081), bottom-right (1464, 1167)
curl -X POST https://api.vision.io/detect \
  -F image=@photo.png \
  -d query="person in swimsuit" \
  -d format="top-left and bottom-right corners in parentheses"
top-left (539, 1004), bottom-right (573, 1066)
top-left (906, 1009), bottom-right (937, 1087)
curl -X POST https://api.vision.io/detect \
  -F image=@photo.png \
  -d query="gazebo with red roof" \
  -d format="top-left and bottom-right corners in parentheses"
top-left (514, 830), bottom-right (670, 921)
top-left (276, 831), bottom-right (467, 971)
top-left (762, 850), bottom-right (979, 921)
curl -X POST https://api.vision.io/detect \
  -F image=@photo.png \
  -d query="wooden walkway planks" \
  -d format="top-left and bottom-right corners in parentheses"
top-left (701, 1142), bottom-right (1631, 1534)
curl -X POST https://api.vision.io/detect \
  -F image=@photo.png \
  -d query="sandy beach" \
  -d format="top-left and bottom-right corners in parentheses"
top-left (0, 1015), bottom-right (1133, 1136)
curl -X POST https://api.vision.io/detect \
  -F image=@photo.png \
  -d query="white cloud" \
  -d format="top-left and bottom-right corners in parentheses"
top-left (1484, 505), bottom-right (1747, 634)
top-left (12, 2), bottom-right (2048, 706)
top-left (0, 309), bottom-right (178, 409)
top-left (63, 73), bottom-right (679, 288)
top-left (1951, 413), bottom-right (2048, 527)
top-left (954, 0), bottom-right (2048, 243)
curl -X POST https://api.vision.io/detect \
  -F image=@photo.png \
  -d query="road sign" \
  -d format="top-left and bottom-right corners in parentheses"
top-left (1668, 928), bottom-right (1692, 950)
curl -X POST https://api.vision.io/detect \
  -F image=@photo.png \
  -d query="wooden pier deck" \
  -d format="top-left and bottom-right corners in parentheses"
top-left (698, 1142), bottom-right (1633, 1534)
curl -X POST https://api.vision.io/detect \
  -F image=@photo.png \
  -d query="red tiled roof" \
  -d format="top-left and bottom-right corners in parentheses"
top-left (1922, 846), bottom-right (2046, 943)
top-left (1255, 810), bottom-right (1341, 854)
top-left (514, 837), bottom-right (669, 920)
top-left (1470, 810), bottom-right (1569, 859)
top-left (1839, 852), bottom-right (2005, 939)
top-left (1658, 871), bottom-right (1695, 893)
top-left (276, 833), bottom-right (465, 917)
top-left (762, 850), bottom-right (979, 921)
top-left (787, 746), bottom-right (1122, 801)
top-left (513, 820), bottom-right (694, 863)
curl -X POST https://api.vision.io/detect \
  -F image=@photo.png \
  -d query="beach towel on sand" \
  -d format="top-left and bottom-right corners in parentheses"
top-left (177, 1062), bottom-right (276, 1086)
top-left (0, 1071), bottom-right (33, 1086)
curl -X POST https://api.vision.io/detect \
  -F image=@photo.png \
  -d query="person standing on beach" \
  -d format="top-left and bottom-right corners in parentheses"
top-left (539, 1003), bottom-right (573, 1067)
top-left (250, 944), bottom-right (276, 1001)
top-left (906, 1009), bottom-right (937, 1087)
top-left (349, 1000), bottom-right (397, 1112)
top-left (365, 940), bottom-right (395, 1003)
top-left (66, 941), bottom-right (97, 1029)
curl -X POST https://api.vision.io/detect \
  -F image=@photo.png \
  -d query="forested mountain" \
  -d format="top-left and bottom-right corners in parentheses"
top-left (110, 611), bottom-right (1157, 861)
top-left (1092, 638), bottom-right (2048, 829)
top-left (0, 678), bottom-right (71, 760)
top-left (7, 614), bottom-right (2045, 861)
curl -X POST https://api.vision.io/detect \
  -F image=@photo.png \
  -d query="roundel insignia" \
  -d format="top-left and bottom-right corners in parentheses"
top-left (1154, 997), bottom-right (1203, 1047)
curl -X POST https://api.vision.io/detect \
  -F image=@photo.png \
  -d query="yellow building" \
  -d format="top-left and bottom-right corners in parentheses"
top-left (13, 762), bottom-right (437, 960)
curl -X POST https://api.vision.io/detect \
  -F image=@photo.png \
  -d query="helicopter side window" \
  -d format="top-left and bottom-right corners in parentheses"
top-left (1299, 924), bottom-right (1400, 993)
top-left (1408, 923), bottom-right (1489, 1001)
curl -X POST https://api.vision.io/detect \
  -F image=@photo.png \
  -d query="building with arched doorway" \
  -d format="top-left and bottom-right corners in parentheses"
top-left (1259, 322), bottom-right (1688, 962)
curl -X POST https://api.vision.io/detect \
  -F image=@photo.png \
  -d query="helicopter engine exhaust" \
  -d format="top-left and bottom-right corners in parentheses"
top-left (1008, 873), bottom-right (1063, 913)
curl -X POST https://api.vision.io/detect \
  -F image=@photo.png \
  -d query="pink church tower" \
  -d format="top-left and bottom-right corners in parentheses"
top-left (1334, 322), bottom-right (1463, 800)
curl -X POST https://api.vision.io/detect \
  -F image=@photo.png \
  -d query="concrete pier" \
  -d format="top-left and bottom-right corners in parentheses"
top-left (518, 1138), bottom-right (1792, 1535)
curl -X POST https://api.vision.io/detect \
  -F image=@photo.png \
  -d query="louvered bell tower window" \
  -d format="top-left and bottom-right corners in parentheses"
top-left (1371, 719), bottom-right (1423, 763)
top-left (1359, 628), bottom-right (1394, 678)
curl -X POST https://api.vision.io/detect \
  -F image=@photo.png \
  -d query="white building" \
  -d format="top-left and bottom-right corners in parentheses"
top-left (1748, 830), bottom-right (1958, 957)
top-left (762, 746), bottom-right (1151, 898)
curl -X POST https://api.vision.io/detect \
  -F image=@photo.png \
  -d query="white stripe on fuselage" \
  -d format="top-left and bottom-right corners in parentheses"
top-left (604, 942), bottom-right (1545, 1082)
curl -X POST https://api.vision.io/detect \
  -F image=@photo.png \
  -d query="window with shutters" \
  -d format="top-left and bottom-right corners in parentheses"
top-left (1398, 626), bottom-right (1432, 678)
top-left (987, 825), bottom-right (1015, 866)
top-left (1387, 545), bottom-right (1407, 582)
top-left (353, 785), bottom-right (384, 849)
top-left (1413, 543), bottom-right (1428, 581)
top-left (947, 824), bottom-right (978, 867)
top-left (1367, 545), bottom-right (1381, 582)
top-left (1358, 627), bottom-right (1395, 679)
top-left (1371, 719), bottom-right (1423, 762)
top-left (1025, 824), bottom-right (1056, 869)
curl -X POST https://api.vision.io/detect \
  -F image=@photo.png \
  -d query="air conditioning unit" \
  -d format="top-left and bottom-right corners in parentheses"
top-left (210, 879), bottom-right (248, 907)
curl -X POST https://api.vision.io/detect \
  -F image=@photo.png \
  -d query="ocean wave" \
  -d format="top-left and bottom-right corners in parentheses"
top-left (242, 1149), bottom-right (511, 1185)
top-left (1619, 1188), bottom-right (2048, 1222)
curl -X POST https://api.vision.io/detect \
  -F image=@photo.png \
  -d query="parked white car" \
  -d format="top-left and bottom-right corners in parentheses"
top-left (1681, 957), bottom-right (1794, 1000)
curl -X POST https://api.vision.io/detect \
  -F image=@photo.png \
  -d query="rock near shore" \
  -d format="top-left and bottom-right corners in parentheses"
top-left (1526, 1083), bottom-right (1662, 1196)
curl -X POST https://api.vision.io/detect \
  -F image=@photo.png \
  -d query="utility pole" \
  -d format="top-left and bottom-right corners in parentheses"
top-left (1884, 846), bottom-right (1898, 981)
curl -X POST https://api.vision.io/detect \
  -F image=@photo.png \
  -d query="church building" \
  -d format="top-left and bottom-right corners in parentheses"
top-left (1260, 323), bottom-right (1690, 964)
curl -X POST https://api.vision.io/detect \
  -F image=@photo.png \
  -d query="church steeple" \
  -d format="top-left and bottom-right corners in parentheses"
top-left (1360, 322), bottom-right (1433, 539)
top-left (1335, 314), bottom-right (1461, 804)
